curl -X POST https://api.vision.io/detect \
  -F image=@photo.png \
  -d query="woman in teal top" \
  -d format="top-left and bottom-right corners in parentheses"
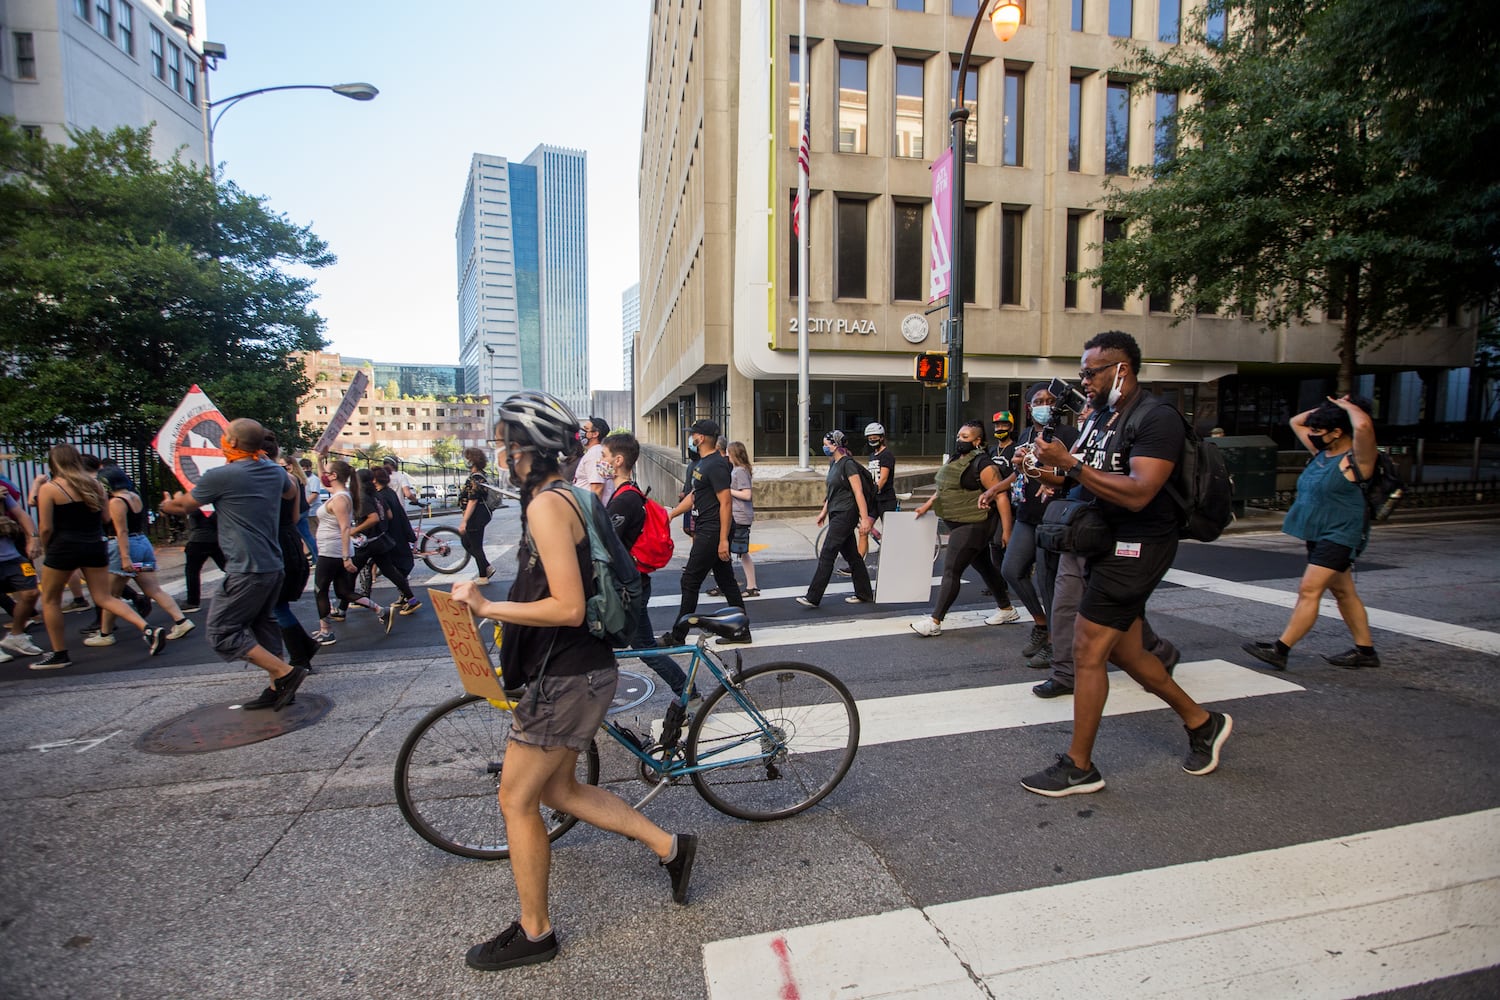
top-left (1243, 396), bottom-right (1381, 672)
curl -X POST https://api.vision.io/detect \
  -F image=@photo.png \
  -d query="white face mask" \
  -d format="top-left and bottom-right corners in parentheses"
top-left (1105, 363), bottom-right (1126, 409)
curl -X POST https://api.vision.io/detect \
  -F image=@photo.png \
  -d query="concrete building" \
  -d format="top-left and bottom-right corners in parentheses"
top-left (455, 145), bottom-right (590, 420)
top-left (622, 282), bottom-right (640, 399)
top-left (1, 0), bottom-right (207, 165)
top-left (635, 0), bottom-right (1478, 462)
top-left (588, 389), bottom-right (633, 438)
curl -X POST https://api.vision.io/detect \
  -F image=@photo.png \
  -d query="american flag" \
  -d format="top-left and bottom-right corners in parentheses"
top-left (792, 102), bottom-right (810, 237)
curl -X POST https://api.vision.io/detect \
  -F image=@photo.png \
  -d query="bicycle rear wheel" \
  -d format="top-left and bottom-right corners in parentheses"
top-left (394, 694), bottom-right (599, 860)
top-left (421, 526), bottom-right (470, 573)
top-left (686, 662), bottom-right (859, 821)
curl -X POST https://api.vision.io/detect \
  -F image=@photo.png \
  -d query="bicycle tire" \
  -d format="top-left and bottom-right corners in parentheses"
top-left (814, 524), bottom-right (880, 576)
top-left (420, 526), bottom-right (470, 574)
top-left (686, 661), bottom-right (859, 821)
top-left (394, 694), bottom-right (599, 860)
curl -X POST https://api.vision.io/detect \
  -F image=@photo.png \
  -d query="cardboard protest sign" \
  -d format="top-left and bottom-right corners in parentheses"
top-left (429, 588), bottom-right (506, 700)
top-left (153, 385), bottom-right (229, 491)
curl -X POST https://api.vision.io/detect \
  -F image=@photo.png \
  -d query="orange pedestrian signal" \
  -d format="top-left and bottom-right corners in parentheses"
top-left (914, 352), bottom-right (948, 386)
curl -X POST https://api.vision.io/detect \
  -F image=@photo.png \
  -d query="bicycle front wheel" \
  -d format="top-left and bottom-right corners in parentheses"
top-left (394, 694), bottom-right (600, 860)
top-left (686, 662), bottom-right (859, 821)
top-left (421, 526), bottom-right (470, 574)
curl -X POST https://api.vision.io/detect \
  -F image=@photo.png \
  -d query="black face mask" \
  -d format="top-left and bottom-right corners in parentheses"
top-left (1309, 431), bottom-right (1332, 451)
top-left (953, 440), bottom-right (976, 456)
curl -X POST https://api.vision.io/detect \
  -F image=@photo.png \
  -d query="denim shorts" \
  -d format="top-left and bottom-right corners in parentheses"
top-left (107, 534), bottom-right (158, 577)
top-left (510, 667), bottom-right (618, 752)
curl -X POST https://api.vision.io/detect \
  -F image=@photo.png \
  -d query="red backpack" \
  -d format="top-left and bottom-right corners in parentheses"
top-left (615, 482), bottom-right (674, 573)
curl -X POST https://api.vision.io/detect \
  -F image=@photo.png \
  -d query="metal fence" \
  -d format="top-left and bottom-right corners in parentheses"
top-left (1, 433), bottom-right (182, 542)
top-left (1259, 479), bottom-right (1499, 512)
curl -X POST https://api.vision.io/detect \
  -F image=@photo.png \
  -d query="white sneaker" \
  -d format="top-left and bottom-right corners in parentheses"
top-left (1, 633), bottom-right (45, 656)
top-left (0, 647), bottom-right (11, 663)
top-left (794, 596), bottom-right (817, 608)
top-left (84, 632), bottom-right (117, 647)
top-left (986, 608), bottom-right (1022, 625)
top-left (910, 617), bottom-right (941, 637)
top-left (166, 619), bottom-right (196, 641)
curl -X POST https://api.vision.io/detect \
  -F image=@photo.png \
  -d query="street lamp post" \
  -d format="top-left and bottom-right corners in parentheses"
top-left (203, 79), bottom-right (378, 174)
top-left (946, 1), bottom-right (1021, 456)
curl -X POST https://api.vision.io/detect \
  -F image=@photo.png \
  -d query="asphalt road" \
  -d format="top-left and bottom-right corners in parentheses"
top-left (0, 518), bottom-right (1496, 999)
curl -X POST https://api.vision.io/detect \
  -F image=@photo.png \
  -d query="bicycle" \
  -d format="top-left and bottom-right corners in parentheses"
top-left (410, 504), bottom-right (468, 573)
top-left (393, 607), bottom-right (860, 860)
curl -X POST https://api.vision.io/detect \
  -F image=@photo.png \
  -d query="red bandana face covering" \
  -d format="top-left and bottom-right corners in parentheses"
top-left (220, 435), bottom-right (265, 463)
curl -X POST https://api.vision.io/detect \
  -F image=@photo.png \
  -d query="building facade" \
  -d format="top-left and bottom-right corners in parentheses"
top-left (1, 0), bottom-right (207, 164)
top-left (622, 282), bottom-right (640, 397)
top-left (455, 145), bottom-right (589, 420)
top-left (636, 0), bottom-right (1479, 459)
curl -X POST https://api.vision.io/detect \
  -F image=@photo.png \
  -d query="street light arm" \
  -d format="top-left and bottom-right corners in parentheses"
top-left (953, 4), bottom-right (992, 110)
top-left (209, 83), bottom-right (379, 139)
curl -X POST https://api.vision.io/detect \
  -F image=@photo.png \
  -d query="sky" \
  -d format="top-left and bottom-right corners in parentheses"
top-left (205, 1), bottom-right (650, 391)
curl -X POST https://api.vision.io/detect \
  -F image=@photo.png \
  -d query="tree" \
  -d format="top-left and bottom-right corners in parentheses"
top-left (1087, 0), bottom-right (1500, 392)
top-left (0, 121), bottom-right (332, 454)
top-left (430, 436), bottom-right (459, 468)
top-left (352, 441), bottom-right (393, 464)
top-left (384, 378), bottom-right (401, 398)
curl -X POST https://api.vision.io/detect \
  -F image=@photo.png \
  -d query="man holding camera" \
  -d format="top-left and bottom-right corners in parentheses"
top-left (1023, 331), bottom-right (1231, 796)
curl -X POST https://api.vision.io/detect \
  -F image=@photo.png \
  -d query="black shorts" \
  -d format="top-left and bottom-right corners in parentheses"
top-left (1080, 536), bottom-right (1178, 632)
top-left (43, 538), bottom-right (107, 572)
top-left (0, 557), bottom-right (39, 594)
top-left (1306, 539), bottom-right (1356, 572)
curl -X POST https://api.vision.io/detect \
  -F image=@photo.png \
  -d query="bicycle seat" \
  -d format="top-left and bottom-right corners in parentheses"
top-left (674, 607), bottom-right (749, 639)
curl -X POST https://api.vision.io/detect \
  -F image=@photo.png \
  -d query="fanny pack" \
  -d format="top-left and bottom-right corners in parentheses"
top-left (1035, 498), bottom-right (1113, 556)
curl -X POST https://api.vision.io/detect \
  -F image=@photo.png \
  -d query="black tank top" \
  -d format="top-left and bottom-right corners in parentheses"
top-left (113, 494), bottom-right (147, 535)
top-left (51, 487), bottom-right (104, 541)
top-left (500, 485), bottom-right (613, 684)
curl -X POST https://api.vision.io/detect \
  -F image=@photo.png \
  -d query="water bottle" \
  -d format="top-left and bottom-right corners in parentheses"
top-left (1375, 488), bottom-right (1403, 521)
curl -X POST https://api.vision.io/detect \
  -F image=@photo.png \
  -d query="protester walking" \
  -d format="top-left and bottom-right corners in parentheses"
top-left (857, 423), bottom-right (897, 562)
top-left (709, 441), bottom-right (759, 597)
top-left (90, 467), bottom-right (193, 647)
top-left (458, 447), bottom-right (495, 584)
top-left (0, 489), bottom-right (45, 663)
top-left (452, 390), bottom-right (697, 973)
top-left (663, 419), bottom-right (751, 645)
top-left (309, 460), bottom-right (382, 645)
top-left (798, 430), bottom-right (875, 608)
top-left (260, 436), bottom-right (321, 674)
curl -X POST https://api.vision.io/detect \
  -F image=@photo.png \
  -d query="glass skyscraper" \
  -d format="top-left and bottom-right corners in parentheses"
top-left (456, 145), bottom-right (589, 418)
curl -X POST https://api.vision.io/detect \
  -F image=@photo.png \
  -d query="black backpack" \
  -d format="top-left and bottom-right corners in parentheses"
top-left (834, 456), bottom-right (879, 511)
top-left (1120, 396), bottom-right (1235, 542)
top-left (1351, 450), bottom-right (1405, 522)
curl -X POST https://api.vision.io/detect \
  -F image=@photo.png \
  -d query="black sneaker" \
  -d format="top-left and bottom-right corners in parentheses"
top-left (715, 629), bottom-right (753, 647)
top-left (1183, 711), bottom-right (1233, 775)
top-left (1025, 643), bottom-right (1053, 669)
top-left (1031, 678), bottom-right (1073, 698)
top-left (241, 665), bottom-right (309, 712)
top-left (1323, 648), bottom-right (1380, 669)
top-left (1021, 754), bottom-right (1105, 797)
top-left (179, 603), bottom-right (201, 614)
top-left (328, 609), bottom-right (346, 623)
top-left (1022, 625), bottom-right (1050, 658)
top-left (397, 598), bottom-right (423, 616)
top-left (662, 833), bottom-right (698, 904)
top-left (660, 630), bottom-right (685, 648)
top-left (379, 608), bottom-right (395, 634)
top-left (30, 651), bottom-right (71, 670)
top-left (1242, 640), bottom-right (1287, 671)
top-left (1160, 645), bottom-right (1182, 677)
top-left (144, 627), bottom-right (168, 656)
top-left (465, 920), bottom-right (558, 972)
top-left (131, 592), bottom-right (152, 620)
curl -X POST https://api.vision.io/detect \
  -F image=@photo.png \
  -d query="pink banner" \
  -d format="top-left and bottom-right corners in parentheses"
top-left (929, 148), bottom-right (954, 303)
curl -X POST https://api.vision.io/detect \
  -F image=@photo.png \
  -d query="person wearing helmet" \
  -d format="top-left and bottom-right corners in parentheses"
top-left (452, 391), bottom-right (698, 973)
top-left (858, 422), bottom-right (897, 561)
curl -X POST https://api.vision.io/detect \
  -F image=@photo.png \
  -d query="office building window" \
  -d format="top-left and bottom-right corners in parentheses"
top-left (75, 0), bottom-right (91, 24)
top-left (1105, 80), bottom-right (1130, 175)
top-left (1158, 0), bottom-right (1180, 42)
top-left (838, 53), bottom-right (868, 154)
top-left (14, 33), bottom-right (37, 79)
top-left (951, 64), bottom-right (979, 162)
top-left (960, 205), bottom-right (978, 304)
top-left (1108, 0), bottom-right (1132, 38)
top-left (1068, 77), bottom-right (1082, 171)
top-left (893, 201), bottom-right (925, 301)
top-left (788, 41), bottom-right (802, 150)
top-left (96, 0), bottom-right (113, 40)
top-left (1100, 216), bottom-right (1126, 310)
top-left (1154, 90), bottom-right (1178, 164)
top-left (118, 3), bottom-right (134, 55)
top-left (952, 0), bottom-right (981, 15)
top-left (841, 0), bottom-right (867, 4)
top-left (149, 27), bottom-right (164, 79)
top-left (896, 0), bottom-right (925, 9)
top-left (184, 57), bottom-right (196, 103)
top-left (1206, 7), bottom-right (1226, 44)
top-left (1000, 207), bottom-right (1023, 305)
top-left (836, 198), bottom-right (868, 299)
top-left (894, 58), bottom-right (924, 158)
top-left (1002, 68), bottom-right (1025, 166)
top-left (167, 43), bottom-right (181, 91)
top-left (1072, 0), bottom-right (1085, 31)
top-left (1064, 212), bottom-right (1084, 308)
top-left (1146, 273), bottom-right (1172, 314)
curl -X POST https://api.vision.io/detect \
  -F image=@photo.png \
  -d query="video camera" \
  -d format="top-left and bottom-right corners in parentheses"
top-left (1039, 377), bottom-right (1091, 441)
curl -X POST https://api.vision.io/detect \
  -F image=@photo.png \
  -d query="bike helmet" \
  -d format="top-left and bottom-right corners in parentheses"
top-left (864, 422), bottom-right (885, 437)
top-left (494, 390), bottom-right (580, 455)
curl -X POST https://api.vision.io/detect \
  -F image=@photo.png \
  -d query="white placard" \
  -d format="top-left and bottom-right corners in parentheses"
top-left (874, 511), bottom-right (939, 605)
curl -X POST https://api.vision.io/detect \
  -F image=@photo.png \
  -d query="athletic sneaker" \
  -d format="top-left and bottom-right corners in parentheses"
top-left (1021, 754), bottom-right (1105, 797)
top-left (240, 664), bottom-right (310, 711)
top-left (312, 629), bottom-right (337, 646)
top-left (61, 596), bottom-right (91, 614)
top-left (909, 617), bottom-right (941, 637)
top-left (379, 608), bottom-right (394, 634)
top-left (396, 598), bottom-right (423, 616)
top-left (464, 921), bottom-right (558, 972)
top-left (327, 609), bottom-right (346, 623)
top-left (1242, 640), bottom-right (1287, 671)
top-left (1323, 648), bottom-right (1380, 669)
top-left (179, 603), bottom-right (201, 614)
top-left (144, 627), bottom-right (168, 656)
top-left (84, 632), bottom-right (117, 647)
top-left (1022, 625), bottom-right (1050, 658)
top-left (31, 651), bottom-right (71, 670)
top-left (1183, 711), bottom-right (1233, 775)
top-left (166, 619), bottom-right (196, 641)
top-left (0, 647), bottom-right (10, 663)
top-left (985, 607), bottom-right (1021, 626)
top-left (794, 596), bottom-right (818, 608)
top-left (130, 592), bottom-right (152, 620)
top-left (835, 566), bottom-right (852, 577)
top-left (1025, 643), bottom-right (1053, 669)
top-left (844, 595), bottom-right (873, 604)
top-left (0, 633), bottom-right (45, 656)
top-left (662, 833), bottom-right (699, 904)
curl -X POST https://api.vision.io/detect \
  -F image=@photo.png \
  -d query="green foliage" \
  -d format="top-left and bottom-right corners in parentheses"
top-left (429, 436), bottom-right (459, 467)
top-left (0, 121), bottom-right (331, 454)
top-left (353, 441), bottom-right (393, 464)
top-left (1087, 0), bottom-right (1500, 390)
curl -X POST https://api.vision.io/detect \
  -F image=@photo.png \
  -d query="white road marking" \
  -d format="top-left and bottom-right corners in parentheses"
top-left (645, 577), bottom-right (952, 609)
top-left (703, 808), bottom-right (1500, 1000)
top-left (721, 607), bottom-right (1028, 650)
top-left (1164, 569), bottom-right (1500, 654)
top-left (28, 730), bottom-right (123, 754)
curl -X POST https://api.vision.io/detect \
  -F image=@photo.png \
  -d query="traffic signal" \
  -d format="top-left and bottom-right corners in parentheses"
top-left (914, 352), bottom-right (948, 386)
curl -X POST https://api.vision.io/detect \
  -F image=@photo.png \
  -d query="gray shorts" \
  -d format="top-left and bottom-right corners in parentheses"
top-left (511, 667), bottom-right (618, 752)
top-left (205, 571), bottom-right (284, 663)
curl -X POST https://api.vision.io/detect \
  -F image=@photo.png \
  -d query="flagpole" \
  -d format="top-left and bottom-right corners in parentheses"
top-left (795, 0), bottom-right (811, 472)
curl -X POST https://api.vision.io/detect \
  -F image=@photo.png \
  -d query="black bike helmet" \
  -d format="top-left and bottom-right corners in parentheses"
top-left (495, 390), bottom-right (580, 455)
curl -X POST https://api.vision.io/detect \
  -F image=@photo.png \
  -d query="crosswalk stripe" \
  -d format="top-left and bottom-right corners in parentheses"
top-left (1164, 569), bottom-right (1500, 654)
top-left (702, 808), bottom-right (1500, 999)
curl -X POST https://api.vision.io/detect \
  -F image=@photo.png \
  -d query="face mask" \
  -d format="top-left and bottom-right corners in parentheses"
top-left (994, 427), bottom-right (1012, 441)
top-left (822, 444), bottom-right (834, 456)
top-left (867, 440), bottom-right (881, 451)
top-left (953, 440), bottom-right (976, 456)
top-left (1309, 431), bottom-right (1331, 451)
top-left (1106, 363), bottom-right (1127, 409)
top-left (1031, 405), bottom-right (1053, 425)
top-left (687, 434), bottom-right (698, 452)
top-left (319, 472), bottom-right (333, 487)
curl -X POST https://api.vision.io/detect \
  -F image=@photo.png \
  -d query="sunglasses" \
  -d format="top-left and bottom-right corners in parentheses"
top-left (1078, 362), bottom-right (1122, 381)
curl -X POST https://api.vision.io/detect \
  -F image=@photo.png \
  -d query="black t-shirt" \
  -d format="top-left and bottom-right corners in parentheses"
top-left (824, 455), bottom-right (866, 514)
top-left (606, 482), bottom-right (646, 549)
top-left (375, 484), bottom-right (415, 544)
top-left (868, 447), bottom-right (897, 508)
top-left (959, 449), bottom-right (997, 492)
top-left (1001, 425), bottom-right (1080, 525)
top-left (1074, 394), bottom-right (1185, 541)
top-left (690, 452), bottom-right (732, 529)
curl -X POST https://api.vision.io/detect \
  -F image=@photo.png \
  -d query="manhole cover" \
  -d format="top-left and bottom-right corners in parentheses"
top-left (136, 695), bottom-right (333, 755)
top-left (610, 669), bottom-right (655, 714)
